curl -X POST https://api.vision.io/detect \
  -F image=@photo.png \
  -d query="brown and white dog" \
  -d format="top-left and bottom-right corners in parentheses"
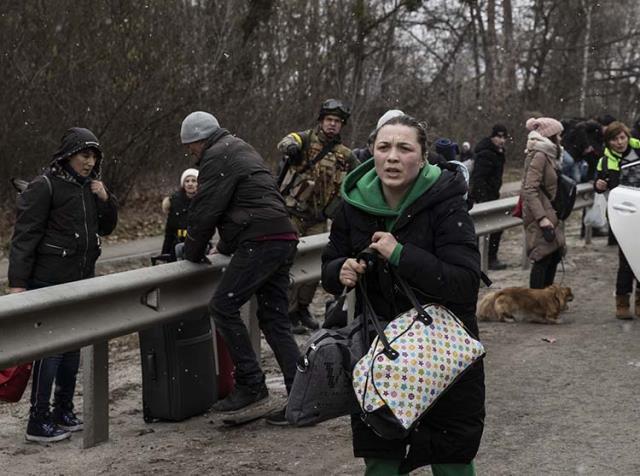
top-left (477, 284), bottom-right (574, 324)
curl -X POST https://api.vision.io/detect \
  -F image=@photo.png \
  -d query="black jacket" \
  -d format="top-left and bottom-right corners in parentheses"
top-left (9, 165), bottom-right (117, 288)
top-left (322, 170), bottom-right (485, 472)
top-left (469, 136), bottom-right (505, 203)
top-left (184, 129), bottom-right (296, 261)
top-left (161, 189), bottom-right (192, 261)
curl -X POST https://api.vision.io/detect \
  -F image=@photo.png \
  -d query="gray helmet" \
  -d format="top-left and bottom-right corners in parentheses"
top-left (180, 111), bottom-right (220, 144)
top-left (318, 99), bottom-right (351, 124)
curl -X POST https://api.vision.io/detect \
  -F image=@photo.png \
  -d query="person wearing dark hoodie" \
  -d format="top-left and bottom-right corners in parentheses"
top-left (322, 115), bottom-right (484, 476)
top-left (180, 111), bottom-right (300, 425)
top-left (8, 127), bottom-right (118, 443)
top-left (469, 124), bottom-right (508, 270)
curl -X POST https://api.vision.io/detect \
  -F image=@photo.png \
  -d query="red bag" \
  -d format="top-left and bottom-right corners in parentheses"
top-left (0, 363), bottom-right (33, 403)
top-left (512, 194), bottom-right (523, 218)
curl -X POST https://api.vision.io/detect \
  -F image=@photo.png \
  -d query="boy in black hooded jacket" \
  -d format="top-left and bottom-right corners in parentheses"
top-left (8, 127), bottom-right (117, 442)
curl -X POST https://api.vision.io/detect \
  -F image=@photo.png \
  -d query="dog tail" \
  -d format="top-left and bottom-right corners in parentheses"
top-left (477, 292), bottom-right (498, 321)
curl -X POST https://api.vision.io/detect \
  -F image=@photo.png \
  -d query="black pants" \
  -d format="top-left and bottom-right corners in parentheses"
top-left (28, 280), bottom-right (79, 416)
top-left (488, 231), bottom-right (503, 261)
top-left (30, 351), bottom-right (80, 416)
top-left (529, 249), bottom-right (562, 289)
top-left (616, 246), bottom-right (639, 295)
top-left (210, 239), bottom-right (300, 392)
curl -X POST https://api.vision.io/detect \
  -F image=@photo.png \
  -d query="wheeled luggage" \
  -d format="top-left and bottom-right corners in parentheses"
top-left (139, 310), bottom-right (217, 422)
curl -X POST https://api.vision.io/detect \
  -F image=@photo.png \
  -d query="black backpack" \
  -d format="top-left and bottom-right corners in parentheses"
top-left (543, 169), bottom-right (577, 220)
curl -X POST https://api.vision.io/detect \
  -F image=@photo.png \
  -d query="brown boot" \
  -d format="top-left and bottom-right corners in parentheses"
top-left (616, 295), bottom-right (632, 320)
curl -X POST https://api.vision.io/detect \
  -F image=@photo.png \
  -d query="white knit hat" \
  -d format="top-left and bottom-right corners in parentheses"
top-left (376, 109), bottom-right (406, 130)
top-left (180, 111), bottom-right (220, 144)
top-left (180, 168), bottom-right (199, 187)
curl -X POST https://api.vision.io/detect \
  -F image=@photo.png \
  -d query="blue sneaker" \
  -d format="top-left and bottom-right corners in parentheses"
top-left (52, 409), bottom-right (83, 432)
top-left (26, 414), bottom-right (71, 443)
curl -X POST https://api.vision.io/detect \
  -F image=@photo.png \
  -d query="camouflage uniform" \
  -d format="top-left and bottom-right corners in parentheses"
top-left (278, 127), bottom-right (358, 234)
top-left (277, 126), bottom-right (358, 318)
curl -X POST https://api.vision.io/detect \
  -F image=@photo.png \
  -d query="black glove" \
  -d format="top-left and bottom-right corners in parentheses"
top-left (541, 226), bottom-right (556, 243)
top-left (286, 143), bottom-right (301, 164)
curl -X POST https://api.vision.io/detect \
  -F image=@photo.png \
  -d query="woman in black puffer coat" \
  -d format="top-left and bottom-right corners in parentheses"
top-left (322, 115), bottom-right (484, 476)
top-left (161, 168), bottom-right (199, 261)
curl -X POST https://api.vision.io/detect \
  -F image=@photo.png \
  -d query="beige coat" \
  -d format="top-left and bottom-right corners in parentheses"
top-left (521, 131), bottom-right (566, 262)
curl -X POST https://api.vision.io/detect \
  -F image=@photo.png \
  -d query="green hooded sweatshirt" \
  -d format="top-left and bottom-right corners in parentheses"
top-left (341, 158), bottom-right (442, 266)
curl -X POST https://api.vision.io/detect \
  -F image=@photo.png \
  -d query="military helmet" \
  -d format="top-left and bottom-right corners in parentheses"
top-left (318, 99), bottom-right (351, 123)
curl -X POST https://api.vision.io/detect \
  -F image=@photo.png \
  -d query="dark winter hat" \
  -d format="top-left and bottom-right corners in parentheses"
top-left (597, 114), bottom-right (616, 127)
top-left (491, 124), bottom-right (508, 138)
top-left (51, 127), bottom-right (103, 164)
top-left (434, 138), bottom-right (459, 162)
top-left (180, 111), bottom-right (220, 144)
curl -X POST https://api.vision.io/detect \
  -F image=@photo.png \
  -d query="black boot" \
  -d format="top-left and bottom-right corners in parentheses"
top-left (288, 310), bottom-right (308, 335)
top-left (488, 258), bottom-right (507, 270)
top-left (212, 383), bottom-right (269, 413)
top-left (297, 306), bottom-right (319, 330)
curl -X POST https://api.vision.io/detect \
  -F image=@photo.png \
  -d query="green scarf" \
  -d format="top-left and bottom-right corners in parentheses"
top-left (342, 158), bottom-right (442, 232)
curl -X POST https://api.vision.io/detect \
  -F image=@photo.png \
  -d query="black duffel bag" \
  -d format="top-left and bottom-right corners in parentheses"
top-left (285, 314), bottom-right (369, 426)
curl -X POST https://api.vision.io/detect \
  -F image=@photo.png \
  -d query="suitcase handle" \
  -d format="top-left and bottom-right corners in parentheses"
top-left (145, 352), bottom-right (157, 381)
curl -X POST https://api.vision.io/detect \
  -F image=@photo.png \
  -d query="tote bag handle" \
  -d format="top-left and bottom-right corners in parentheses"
top-left (357, 279), bottom-right (399, 360)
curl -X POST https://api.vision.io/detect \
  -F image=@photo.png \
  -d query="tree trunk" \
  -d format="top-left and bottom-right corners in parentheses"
top-left (485, 0), bottom-right (497, 99)
top-left (502, 0), bottom-right (516, 93)
top-left (579, 0), bottom-right (592, 118)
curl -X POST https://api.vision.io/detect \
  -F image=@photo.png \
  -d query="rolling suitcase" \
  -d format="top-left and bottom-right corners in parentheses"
top-left (139, 310), bottom-right (217, 422)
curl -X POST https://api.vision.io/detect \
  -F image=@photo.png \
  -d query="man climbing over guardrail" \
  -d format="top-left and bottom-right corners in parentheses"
top-left (180, 111), bottom-right (301, 425)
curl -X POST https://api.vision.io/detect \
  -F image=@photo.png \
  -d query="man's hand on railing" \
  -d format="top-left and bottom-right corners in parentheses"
top-left (8, 287), bottom-right (26, 294)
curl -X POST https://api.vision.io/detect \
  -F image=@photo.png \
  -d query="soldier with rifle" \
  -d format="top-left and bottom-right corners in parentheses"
top-left (277, 99), bottom-right (358, 333)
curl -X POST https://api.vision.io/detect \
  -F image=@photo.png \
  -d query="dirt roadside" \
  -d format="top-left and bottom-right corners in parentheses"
top-left (1, 216), bottom-right (640, 475)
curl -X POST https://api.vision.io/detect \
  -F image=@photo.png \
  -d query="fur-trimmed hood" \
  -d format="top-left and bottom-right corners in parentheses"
top-left (526, 130), bottom-right (562, 161)
top-left (49, 127), bottom-right (103, 180)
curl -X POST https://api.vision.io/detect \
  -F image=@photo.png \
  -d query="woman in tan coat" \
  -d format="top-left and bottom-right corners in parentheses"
top-left (522, 117), bottom-right (566, 289)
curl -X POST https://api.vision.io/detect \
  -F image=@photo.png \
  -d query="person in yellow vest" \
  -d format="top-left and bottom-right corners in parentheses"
top-left (594, 121), bottom-right (640, 318)
top-left (277, 99), bottom-right (359, 333)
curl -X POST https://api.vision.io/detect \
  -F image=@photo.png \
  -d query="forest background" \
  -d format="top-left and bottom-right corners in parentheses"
top-left (1, 0), bottom-right (639, 240)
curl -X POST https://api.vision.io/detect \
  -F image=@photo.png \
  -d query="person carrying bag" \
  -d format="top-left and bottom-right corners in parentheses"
top-left (322, 114), bottom-right (485, 475)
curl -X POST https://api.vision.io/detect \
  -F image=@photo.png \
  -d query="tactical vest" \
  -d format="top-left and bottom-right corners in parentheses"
top-left (279, 128), bottom-right (355, 224)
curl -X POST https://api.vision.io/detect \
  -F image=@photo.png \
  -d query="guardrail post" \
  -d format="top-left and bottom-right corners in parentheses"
top-left (478, 235), bottom-right (489, 274)
top-left (82, 340), bottom-right (109, 448)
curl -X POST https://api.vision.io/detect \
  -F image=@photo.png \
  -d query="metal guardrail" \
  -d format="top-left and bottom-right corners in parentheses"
top-left (471, 182), bottom-right (595, 270)
top-left (0, 183), bottom-right (595, 447)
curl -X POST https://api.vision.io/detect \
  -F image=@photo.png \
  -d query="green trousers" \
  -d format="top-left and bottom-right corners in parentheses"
top-left (364, 458), bottom-right (476, 476)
